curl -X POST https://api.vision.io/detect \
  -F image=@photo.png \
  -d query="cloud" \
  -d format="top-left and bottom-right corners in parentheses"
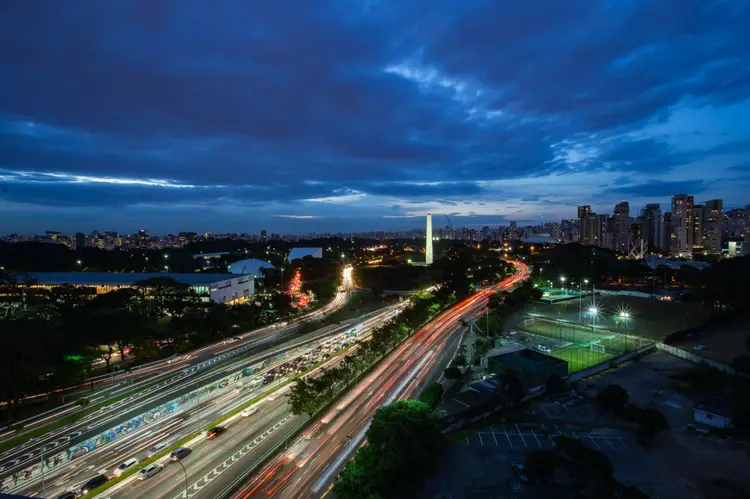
top-left (0, 0), bottom-right (748, 232)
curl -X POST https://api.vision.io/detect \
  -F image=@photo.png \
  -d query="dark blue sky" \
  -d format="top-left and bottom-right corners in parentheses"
top-left (1, 1), bottom-right (749, 234)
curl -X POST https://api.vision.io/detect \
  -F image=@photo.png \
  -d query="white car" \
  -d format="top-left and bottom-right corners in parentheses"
top-left (113, 457), bottom-right (138, 477)
top-left (137, 463), bottom-right (162, 480)
top-left (241, 407), bottom-right (258, 417)
top-left (146, 441), bottom-right (169, 458)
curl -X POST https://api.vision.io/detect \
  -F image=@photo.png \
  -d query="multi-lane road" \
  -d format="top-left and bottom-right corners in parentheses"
top-left (232, 261), bottom-right (529, 499)
top-left (0, 290), bottom-right (354, 496)
top-left (7, 302), bottom-right (404, 498)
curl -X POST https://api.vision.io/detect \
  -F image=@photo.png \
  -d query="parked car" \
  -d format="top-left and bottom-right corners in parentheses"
top-left (170, 447), bottom-right (192, 461)
top-left (55, 492), bottom-right (77, 499)
top-left (146, 441), bottom-right (170, 458)
top-left (207, 426), bottom-right (227, 439)
top-left (241, 407), bottom-right (258, 417)
top-left (113, 457), bottom-right (139, 477)
top-left (137, 463), bottom-right (163, 480)
top-left (511, 462), bottom-right (531, 484)
top-left (80, 474), bottom-right (108, 495)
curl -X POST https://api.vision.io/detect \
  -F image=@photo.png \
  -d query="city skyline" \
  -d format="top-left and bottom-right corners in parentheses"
top-left (2, 2), bottom-right (750, 233)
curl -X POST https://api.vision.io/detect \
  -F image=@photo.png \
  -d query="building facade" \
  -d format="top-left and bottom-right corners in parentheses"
top-left (702, 199), bottom-right (723, 253)
top-left (670, 194), bottom-right (694, 256)
top-left (613, 201), bottom-right (630, 253)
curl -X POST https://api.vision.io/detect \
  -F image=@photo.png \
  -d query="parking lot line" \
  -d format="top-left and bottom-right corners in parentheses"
top-left (548, 434), bottom-right (556, 447)
top-left (604, 437), bottom-right (617, 451)
top-left (585, 434), bottom-right (601, 450)
top-left (465, 437), bottom-right (469, 446)
top-left (489, 427), bottom-right (499, 447)
top-left (478, 432), bottom-right (484, 446)
top-left (618, 438), bottom-right (631, 453)
top-left (567, 424), bottom-right (578, 439)
top-left (529, 428), bottom-right (541, 447)
top-left (515, 423), bottom-right (527, 448)
top-left (501, 425), bottom-right (512, 447)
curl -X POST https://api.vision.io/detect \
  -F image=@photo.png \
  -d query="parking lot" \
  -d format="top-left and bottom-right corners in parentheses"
top-left (463, 422), bottom-right (648, 460)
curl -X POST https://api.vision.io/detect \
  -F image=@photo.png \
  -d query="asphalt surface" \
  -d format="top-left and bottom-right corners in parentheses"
top-left (10, 302), bottom-right (403, 498)
top-left (232, 261), bottom-right (529, 499)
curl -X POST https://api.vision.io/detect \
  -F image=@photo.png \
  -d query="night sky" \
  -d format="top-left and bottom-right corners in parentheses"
top-left (1, 1), bottom-right (749, 234)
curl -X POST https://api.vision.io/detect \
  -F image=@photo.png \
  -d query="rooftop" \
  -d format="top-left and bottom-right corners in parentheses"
top-left (22, 272), bottom-right (237, 287)
top-left (489, 348), bottom-right (568, 367)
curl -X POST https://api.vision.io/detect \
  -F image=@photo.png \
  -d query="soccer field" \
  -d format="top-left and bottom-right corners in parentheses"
top-left (552, 345), bottom-right (613, 373)
top-left (518, 317), bottom-right (649, 356)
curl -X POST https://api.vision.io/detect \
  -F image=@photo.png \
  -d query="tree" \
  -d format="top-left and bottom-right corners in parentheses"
top-left (596, 384), bottom-right (629, 413)
top-left (288, 377), bottom-right (321, 416)
top-left (525, 449), bottom-right (568, 482)
top-left (335, 400), bottom-right (442, 498)
top-left (635, 407), bottom-right (669, 438)
top-left (443, 366), bottom-right (462, 381)
top-left (418, 383), bottom-right (444, 411)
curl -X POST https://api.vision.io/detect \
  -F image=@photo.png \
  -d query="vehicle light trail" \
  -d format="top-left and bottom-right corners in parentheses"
top-left (233, 261), bottom-right (529, 499)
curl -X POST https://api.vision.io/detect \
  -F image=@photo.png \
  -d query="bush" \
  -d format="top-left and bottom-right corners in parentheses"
top-left (418, 383), bottom-right (444, 411)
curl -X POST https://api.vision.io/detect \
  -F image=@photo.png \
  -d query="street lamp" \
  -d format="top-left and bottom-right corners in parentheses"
top-left (76, 259), bottom-right (82, 270)
top-left (176, 459), bottom-right (189, 498)
top-left (163, 254), bottom-right (169, 272)
top-left (559, 276), bottom-right (567, 295)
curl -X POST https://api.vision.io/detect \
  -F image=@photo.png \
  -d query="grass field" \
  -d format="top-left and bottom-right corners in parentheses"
top-left (518, 317), bottom-right (648, 356)
top-left (551, 345), bottom-right (613, 373)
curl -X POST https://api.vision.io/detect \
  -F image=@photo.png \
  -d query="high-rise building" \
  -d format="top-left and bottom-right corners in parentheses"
top-left (577, 206), bottom-right (592, 245)
top-left (260, 230), bottom-right (267, 242)
top-left (745, 205), bottom-right (750, 240)
top-left (670, 194), bottom-right (694, 255)
top-left (723, 209), bottom-right (745, 238)
top-left (660, 212), bottom-right (672, 253)
top-left (702, 199), bottom-right (723, 253)
top-left (595, 214), bottom-right (609, 248)
top-left (640, 203), bottom-right (662, 252)
top-left (425, 214), bottom-right (433, 265)
top-left (613, 202), bottom-right (630, 253)
top-left (692, 205), bottom-right (704, 250)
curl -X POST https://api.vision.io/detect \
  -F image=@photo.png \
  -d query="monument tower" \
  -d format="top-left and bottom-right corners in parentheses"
top-left (426, 214), bottom-right (433, 265)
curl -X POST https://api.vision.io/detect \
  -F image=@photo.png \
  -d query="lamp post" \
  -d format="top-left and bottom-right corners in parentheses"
top-left (163, 254), bottom-right (169, 272)
top-left (578, 278), bottom-right (589, 323)
top-left (177, 459), bottom-right (189, 498)
top-left (559, 276), bottom-right (567, 295)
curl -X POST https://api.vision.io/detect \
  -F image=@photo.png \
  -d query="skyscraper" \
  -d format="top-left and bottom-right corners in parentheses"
top-left (702, 199), bottom-right (723, 253)
top-left (640, 203), bottom-right (662, 252)
top-left (670, 194), bottom-right (694, 255)
top-left (596, 214), bottom-right (609, 248)
top-left (577, 205), bottom-right (592, 245)
top-left (661, 212), bottom-right (673, 254)
top-left (613, 201), bottom-right (630, 253)
top-left (75, 232), bottom-right (86, 250)
top-left (692, 205), bottom-right (704, 249)
top-left (425, 214), bottom-right (433, 265)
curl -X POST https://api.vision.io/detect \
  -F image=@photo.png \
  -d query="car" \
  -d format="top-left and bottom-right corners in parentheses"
top-left (55, 492), bottom-right (77, 499)
top-left (511, 462), bottom-right (531, 484)
top-left (146, 441), bottom-right (170, 457)
top-left (80, 474), bottom-right (108, 495)
top-left (113, 457), bottom-right (138, 477)
top-left (207, 426), bottom-right (227, 439)
top-left (508, 481), bottom-right (524, 492)
top-left (241, 407), bottom-right (258, 417)
top-left (170, 447), bottom-right (192, 461)
top-left (694, 344), bottom-right (706, 351)
top-left (137, 463), bottom-right (163, 480)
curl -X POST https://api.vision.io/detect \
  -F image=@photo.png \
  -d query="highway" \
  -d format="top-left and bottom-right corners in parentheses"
top-left (6, 302), bottom-right (404, 498)
top-left (0, 290), bottom-right (350, 439)
top-left (231, 261), bottom-right (529, 499)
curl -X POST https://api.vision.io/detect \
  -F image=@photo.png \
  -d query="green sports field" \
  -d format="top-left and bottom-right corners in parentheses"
top-left (551, 345), bottom-right (613, 373)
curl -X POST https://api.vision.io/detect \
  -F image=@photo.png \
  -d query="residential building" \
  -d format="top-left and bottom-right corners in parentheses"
top-left (577, 205), bottom-right (593, 245)
top-left (596, 214), bottom-right (609, 249)
top-left (640, 203), bottom-right (662, 252)
top-left (660, 212), bottom-right (673, 254)
top-left (702, 199), bottom-right (723, 254)
top-left (75, 232), bottom-right (86, 250)
top-left (670, 194), bottom-right (694, 256)
top-left (745, 205), bottom-right (750, 239)
top-left (723, 209), bottom-right (745, 238)
top-left (692, 205), bottom-right (704, 251)
top-left (613, 201), bottom-right (630, 253)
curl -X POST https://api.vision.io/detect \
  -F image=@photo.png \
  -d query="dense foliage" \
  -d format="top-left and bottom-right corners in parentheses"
top-left (0, 276), bottom-right (308, 416)
top-left (333, 400), bottom-right (442, 499)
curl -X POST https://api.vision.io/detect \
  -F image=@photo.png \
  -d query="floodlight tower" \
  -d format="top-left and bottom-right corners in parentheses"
top-left (426, 214), bottom-right (434, 265)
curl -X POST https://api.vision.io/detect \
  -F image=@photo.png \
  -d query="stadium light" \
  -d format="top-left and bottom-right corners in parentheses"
top-left (619, 311), bottom-right (630, 319)
top-left (588, 306), bottom-right (600, 315)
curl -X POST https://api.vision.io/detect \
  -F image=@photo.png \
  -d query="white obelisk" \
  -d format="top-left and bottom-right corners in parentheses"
top-left (425, 214), bottom-right (433, 265)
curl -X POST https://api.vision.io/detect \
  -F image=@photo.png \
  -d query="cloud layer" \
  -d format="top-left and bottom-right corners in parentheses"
top-left (1, 0), bottom-right (749, 232)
